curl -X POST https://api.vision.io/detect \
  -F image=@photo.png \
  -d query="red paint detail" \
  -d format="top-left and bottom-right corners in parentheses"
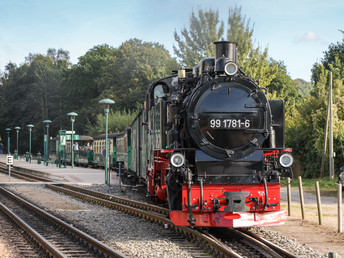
top-left (263, 150), bottom-right (280, 156)
top-left (181, 184), bottom-right (281, 213)
top-left (170, 210), bottom-right (287, 227)
top-left (160, 149), bottom-right (174, 153)
top-left (146, 150), bottom-right (171, 202)
top-left (263, 148), bottom-right (293, 165)
top-left (263, 148), bottom-right (293, 157)
top-left (155, 185), bottom-right (167, 200)
top-left (224, 213), bottom-right (241, 220)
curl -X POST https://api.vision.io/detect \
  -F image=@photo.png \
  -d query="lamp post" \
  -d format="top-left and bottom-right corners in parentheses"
top-left (67, 112), bottom-right (78, 169)
top-left (99, 98), bottom-right (115, 185)
top-left (43, 120), bottom-right (52, 166)
top-left (5, 128), bottom-right (11, 154)
top-left (14, 127), bottom-right (20, 159)
top-left (27, 124), bottom-right (34, 162)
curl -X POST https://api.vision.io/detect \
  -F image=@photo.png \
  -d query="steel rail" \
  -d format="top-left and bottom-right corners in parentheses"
top-left (0, 201), bottom-right (66, 258)
top-left (60, 183), bottom-right (170, 215)
top-left (0, 164), bottom-right (51, 182)
top-left (238, 228), bottom-right (298, 258)
top-left (46, 184), bottom-right (239, 257)
top-left (0, 186), bottom-right (126, 258)
top-left (225, 228), bottom-right (283, 257)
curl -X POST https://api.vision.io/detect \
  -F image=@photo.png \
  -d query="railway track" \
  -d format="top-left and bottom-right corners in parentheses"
top-left (0, 210), bottom-right (42, 257)
top-left (0, 186), bottom-right (125, 257)
top-left (0, 163), bottom-right (297, 257)
top-left (48, 184), bottom-right (297, 258)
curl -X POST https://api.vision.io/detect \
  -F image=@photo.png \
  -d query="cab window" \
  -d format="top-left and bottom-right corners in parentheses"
top-left (153, 84), bottom-right (168, 104)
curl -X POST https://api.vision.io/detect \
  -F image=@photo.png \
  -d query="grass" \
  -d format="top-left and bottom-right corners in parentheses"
top-left (288, 177), bottom-right (339, 189)
top-left (281, 177), bottom-right (342, 197)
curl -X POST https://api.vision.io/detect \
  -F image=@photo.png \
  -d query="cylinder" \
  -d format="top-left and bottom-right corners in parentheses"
top-left (214, 41), bottom-right (237, 62)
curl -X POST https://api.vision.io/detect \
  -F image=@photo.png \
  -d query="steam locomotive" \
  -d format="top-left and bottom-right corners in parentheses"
top-left (122, 41), bottom-right (293, 227)
top-left (59, 41), bottom-right (293, 228)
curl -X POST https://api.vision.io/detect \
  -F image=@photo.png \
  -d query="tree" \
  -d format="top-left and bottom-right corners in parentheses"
top-left (227, 6), bottom-right (278, 87)
top-left (267, 61), bottom-right (301, 108)
top-left (174, 7), bottom-right (278, 87)
top-left (62, 44), bottom-right (117, 134)
top-left (173, 9), bottom-right (224, 67)
top-left (63, 39), bottom-right (178, 134)
top-left (226, 6), bottom-right (253, 65)
top-left (86, 108), bottom-right (140, 136)
top-left (106, 39), bottom-right (179, 111)
top-left (0, 50), bottom-right (70, 153)
top-left (287, 33), bottom-right (344, 177)
top-left (294, 78), bottom-right (313, 97)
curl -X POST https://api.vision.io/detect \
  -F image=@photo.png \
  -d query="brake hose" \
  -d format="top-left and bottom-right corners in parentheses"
top-left (263, 177), bottom-right (268, 210)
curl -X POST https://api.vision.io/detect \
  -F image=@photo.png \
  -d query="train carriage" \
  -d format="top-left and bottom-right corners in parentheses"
top-left (115, 131), bottom-right (129, 169)
top-left (51, 135), bottom-right (94, 166)
top-left (93, 132), bottom-right (122, 168)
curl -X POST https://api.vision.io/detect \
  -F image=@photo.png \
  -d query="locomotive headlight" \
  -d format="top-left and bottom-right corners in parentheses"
top-left (224, 62), bottom-right (238, 76)
top-left (170, 153), bottom-right (185, 168)
top-left (279, 153), bottom-right (294, 168)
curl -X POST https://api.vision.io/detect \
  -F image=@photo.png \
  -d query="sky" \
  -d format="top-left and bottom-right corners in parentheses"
top-left (0, 0), bottom-right (343, 82)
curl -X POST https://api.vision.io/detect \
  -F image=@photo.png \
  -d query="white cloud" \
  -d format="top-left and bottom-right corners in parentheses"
top-left (294, 32), bottom-right (319, 43)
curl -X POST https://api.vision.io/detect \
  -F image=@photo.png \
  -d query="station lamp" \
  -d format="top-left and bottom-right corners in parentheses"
top-left (67, 112), bottom-right (78, 169)
top-left (43, 120), bottom-right (52, 166)
top-left (5, 128), bottom-right (11, 154)
top-left (99, 98), bottom-right (115, 185)
top-left (14, 127), bottom-right (20, 159)
top-left (27, 124), bottom-right (34, 162)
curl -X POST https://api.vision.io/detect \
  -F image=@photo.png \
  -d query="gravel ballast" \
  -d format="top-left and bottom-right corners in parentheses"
top-left (1, 183), bottom-right (342, 257)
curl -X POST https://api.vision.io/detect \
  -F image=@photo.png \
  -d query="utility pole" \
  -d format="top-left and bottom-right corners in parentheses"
top-left (329, 71), bottom-right (334, 179)
top-left (320, 86), bottom-right (331, 177)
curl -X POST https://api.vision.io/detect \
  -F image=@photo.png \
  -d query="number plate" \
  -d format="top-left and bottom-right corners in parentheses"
top-left (208, 118), bottom-right (251, 129)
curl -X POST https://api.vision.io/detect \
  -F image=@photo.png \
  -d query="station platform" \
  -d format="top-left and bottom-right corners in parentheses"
top-left (0, 154), bottom-right (119, 185)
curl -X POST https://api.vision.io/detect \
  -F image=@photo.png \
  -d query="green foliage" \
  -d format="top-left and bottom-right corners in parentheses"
top-left (174, 6), bottom-right (278, 87)
top-left (267, 61), bottom-right (301, 108)
top-left (104, 39), bottom-right (179, 111)
top-left (227, 6), bottom-right (253, 64)
top-left (294, 78), bottom-right (313, 97)
top-left (0, 49), bottom-right (70, 153)
top-left (287, 34), bottom-right (344, 178)
top-left (288, 177), bottom-right (339, 190)
top-left (266, 62), bottom-right (302, 152)
top-left (0, 39), bottom-right (178, 153)
top-left (62, 44), bottom-right (118, 133)
top-left (173, 9), bottom-right (224, 67)
top-left (86, 108), bottom-right (140, 136)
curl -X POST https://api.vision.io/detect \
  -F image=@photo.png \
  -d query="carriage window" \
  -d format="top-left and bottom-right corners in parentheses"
top-left (153, 84), bottom-right (168, 104)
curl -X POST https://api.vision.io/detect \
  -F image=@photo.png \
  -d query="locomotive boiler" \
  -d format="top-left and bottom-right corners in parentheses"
top-left (140, 41), bottom-right (293, 227)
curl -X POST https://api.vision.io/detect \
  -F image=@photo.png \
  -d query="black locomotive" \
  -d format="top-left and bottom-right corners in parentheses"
top-left (138, 41), bottom-right (293, 227)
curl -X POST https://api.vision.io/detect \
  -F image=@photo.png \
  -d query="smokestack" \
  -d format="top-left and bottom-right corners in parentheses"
top-left (214, 41), bottom-right (237, 63)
